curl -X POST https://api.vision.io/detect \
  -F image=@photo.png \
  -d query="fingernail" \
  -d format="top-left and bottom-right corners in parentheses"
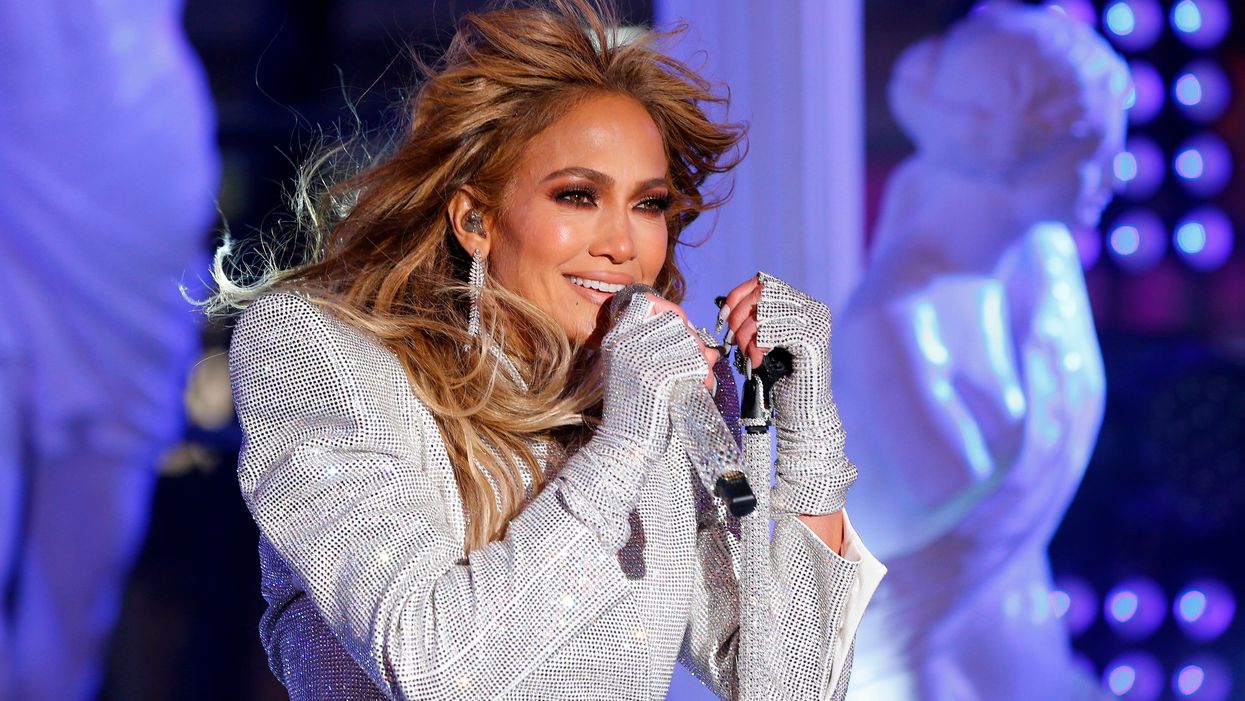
top-left (724, 328), bottom-right (734, 345)
top-left (715, 304), bottom-right (731, 334)
top-left (714, 295), bottom-right (727, 308)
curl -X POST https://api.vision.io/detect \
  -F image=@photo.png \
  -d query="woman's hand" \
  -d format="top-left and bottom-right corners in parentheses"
top-left (640, 294), bottom-right (721, 392)
top-left (598, 292), bottom-right (719, 454)
top-left (718, 272), bottom-right (857, 516)
top-left (718, 272), bottom-right (832, 426)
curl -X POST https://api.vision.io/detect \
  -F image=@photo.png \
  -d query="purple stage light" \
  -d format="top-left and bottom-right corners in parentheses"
top-left (1174, 577), bottom-right (1236, 641)
top-left (1174, 207), bottom-right (1234, 272)
top-left (1171, 0), bottom-right (1231, 50)
top-left (1126, 61), bottom-right (1165, 125)
top-left (1121, 135), bottom-right (1165, 199)
top-left (1174, 133), bottom-right (1233, 197)
top-left (1104, 0), bottom-right (1165, 51)
top-left (1108, 210), bottom-right (1166, 273)
top-left (1074, 226), bottom-right (1103, 269)
top-left (1103, 652), bottom-right (1163, 700)
top-left (1173, 654), bottom-right (1232, 701)
top-left (1173, 60), bottom-right (1230, 123)
top-left (1054, 574), bottom-right (1098, 636)
top-left (1105, 576), bottom-right (1166, 639)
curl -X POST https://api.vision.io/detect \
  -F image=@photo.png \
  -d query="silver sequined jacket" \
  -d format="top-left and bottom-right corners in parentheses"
top-left (230, 292), bottom-right (887, 700)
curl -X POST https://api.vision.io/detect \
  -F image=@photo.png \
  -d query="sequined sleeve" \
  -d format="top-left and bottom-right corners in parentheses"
top-left (679, 484), bottom-right (886, 699)
top-left (230, 293), bottom-right (648, 699)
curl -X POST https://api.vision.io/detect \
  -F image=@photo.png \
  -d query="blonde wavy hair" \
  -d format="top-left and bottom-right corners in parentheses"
top-left (207, 0), bottom-right (744, 554)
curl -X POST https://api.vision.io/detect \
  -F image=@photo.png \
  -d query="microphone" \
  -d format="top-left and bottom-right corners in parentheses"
top-left (608, 285), bottom-right (756, 517)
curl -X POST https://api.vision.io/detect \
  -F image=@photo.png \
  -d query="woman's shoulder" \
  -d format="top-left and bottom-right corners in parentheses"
top-left (229, 290), bottom-right (406, 390)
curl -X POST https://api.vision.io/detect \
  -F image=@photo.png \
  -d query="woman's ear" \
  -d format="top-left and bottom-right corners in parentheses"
top-left (447, 189), bottom-right (493, 258)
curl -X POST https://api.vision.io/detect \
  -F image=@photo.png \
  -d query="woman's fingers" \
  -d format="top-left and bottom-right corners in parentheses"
top-left (725, 287), bottom-right (760, 341)
top-left (718, 277), bottom-right (776, 368)
top-left (722, 277), bottom-right (760, 314)
top-left (734, 316), bottom-right (767, 368)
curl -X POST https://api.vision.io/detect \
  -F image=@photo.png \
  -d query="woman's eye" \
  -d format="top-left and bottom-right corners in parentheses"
top-left (556, 188), bottom-right (597, 207)
top-left (637, 194), bottom-right (672, 212)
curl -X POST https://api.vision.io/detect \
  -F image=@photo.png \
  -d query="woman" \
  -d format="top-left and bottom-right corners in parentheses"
top-left (213, 1), bottom-right (884, 698)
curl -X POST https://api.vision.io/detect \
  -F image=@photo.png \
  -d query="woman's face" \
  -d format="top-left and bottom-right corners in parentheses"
top-left (491, 93), bottom-right (671, 345)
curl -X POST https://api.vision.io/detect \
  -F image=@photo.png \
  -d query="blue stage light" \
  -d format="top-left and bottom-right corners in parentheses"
top-left (1172, 0), bottom-right (1202, 32)
top-left (1174, 73), bottom-right (1202, 107)
top-left (1110, 226), bottom-right (1141, 256)
top-left (1176, 665), bottom-right (1205, 695)
top-left (1114, 151), bottom-right (1138, 183)
top-left (1109, 665), bottom-right (1137, 695)
top-left (1106, 2), bottom-right (1136, 35)
top-left (1110, 590), bottom-right (1140, 621)
top-left (1105, 576), bottom-right (1166, 639)
top-left (1174, 577), bottom-right (1236, 640)
top-left (1174, 134), bottom-right (1233, 196)
top-left (1172, 0), bottom-right (1230, 49)
top-left (1104, 652), bottom-right (1163, 700)
top-left (1175, 222), bottom-right (1207, 255)
top-left (1175, 149), bottom-right (1204, 179)
top-left (1104, 0), bottom-right (1165, 51)
top-left (1174, 60), bottom-right (1231, 123)
top-left (1173, 654), bottom-right (1231, 701)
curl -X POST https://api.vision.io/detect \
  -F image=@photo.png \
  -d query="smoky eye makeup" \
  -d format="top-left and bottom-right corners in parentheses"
top-left (636, 190), bottom-right (672, 212)
top-left (551, 183), bottom-right (601, 208)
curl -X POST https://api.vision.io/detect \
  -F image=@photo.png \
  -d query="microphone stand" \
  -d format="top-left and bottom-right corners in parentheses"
top-left (608, 285), bottom-right (791, 699)
top-left (732, 347), bottom-right (793, 701)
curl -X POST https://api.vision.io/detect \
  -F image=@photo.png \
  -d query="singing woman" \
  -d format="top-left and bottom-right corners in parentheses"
top-left (210, 1), bottom-right (885, 698)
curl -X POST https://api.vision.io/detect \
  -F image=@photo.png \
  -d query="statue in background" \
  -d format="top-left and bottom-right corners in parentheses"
top-left (0, 1), bottom-right (219, 698)
top-left (835, 3), bottom-right (1130, 699)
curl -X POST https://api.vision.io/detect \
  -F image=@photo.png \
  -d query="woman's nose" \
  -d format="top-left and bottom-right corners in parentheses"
top-left (591, 210), bottom-right (637, 263)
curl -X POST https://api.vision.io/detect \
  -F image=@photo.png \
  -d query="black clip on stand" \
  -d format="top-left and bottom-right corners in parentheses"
top-left (713, 347), bottom-right (795, 517)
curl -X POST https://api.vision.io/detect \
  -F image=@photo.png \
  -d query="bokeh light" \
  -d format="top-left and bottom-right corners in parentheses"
top-left (1173, 577), bottom-right (1236, 641)
top-left (1126, 60), bottom-right (1165, 125)
top-left (1173, 207), bottom-right (1234, 272)
top-left (1103, 652), bottom-right (1163, 700)
top-left (1104, 576), bottom-right (1167, 639)
top-left (1104, 0), bottom-right (1164, 51)
top-left (1172, 654), bottom-right (1232, 701)
top-left (1107, 210), bottom-right (1167, 273)
top-left (1174, 133), bottom-right (1233, 197)
top-left (1054, 575), bottom-right (1098, 636)
top-left (1171, 0), bottom-right (1231, 49)
top-left (1172, 60), bottom-right (1231, 123)
top-left (1120, 135), bottom-right (1165, 199)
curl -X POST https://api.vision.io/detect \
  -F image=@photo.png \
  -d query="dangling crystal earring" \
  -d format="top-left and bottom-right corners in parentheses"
top-left (467, 247), bottom-right (485, 338)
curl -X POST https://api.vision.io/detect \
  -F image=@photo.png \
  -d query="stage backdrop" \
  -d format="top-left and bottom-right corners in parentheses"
top-left (653, 0), bottom-right (865, 328)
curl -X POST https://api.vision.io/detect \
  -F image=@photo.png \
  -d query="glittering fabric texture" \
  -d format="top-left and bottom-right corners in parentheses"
top-left (229, 291), bottom-right (876, 700)
top-left (755, 271), bottom-right (858, 517)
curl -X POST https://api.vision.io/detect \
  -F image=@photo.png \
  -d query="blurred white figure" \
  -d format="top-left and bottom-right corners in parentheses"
top-left (0, 1), bottom-right (218, 699)
top-left (835, 4), bottom-right (1129, 699)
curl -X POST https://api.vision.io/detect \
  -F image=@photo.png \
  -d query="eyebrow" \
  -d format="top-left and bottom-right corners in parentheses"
top-left (541, 166), bottom-right (667, 192)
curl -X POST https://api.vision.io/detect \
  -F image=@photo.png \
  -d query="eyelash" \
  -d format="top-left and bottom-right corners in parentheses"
top-left (553, 186), bottom-right (672, 213)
